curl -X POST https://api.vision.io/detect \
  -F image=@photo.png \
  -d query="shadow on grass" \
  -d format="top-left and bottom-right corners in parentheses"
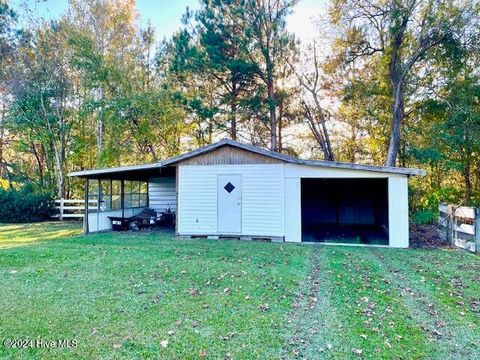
top-left (0, 221), bottom-right (83, 249)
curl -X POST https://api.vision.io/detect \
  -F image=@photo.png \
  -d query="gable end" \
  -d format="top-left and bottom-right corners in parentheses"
top-left (176, 145), bottom-right (286, 165)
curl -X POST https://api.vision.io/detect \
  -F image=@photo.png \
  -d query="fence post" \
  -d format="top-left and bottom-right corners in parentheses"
top-left (59, 198), bottom-right (64, 221)
top-left (447, 205), bottom-right (454, 246)
top-left (475, 208), bottom-right (480, 254)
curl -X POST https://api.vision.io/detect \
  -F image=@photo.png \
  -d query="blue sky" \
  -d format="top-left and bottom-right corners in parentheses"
top-left (10, 0), bottom-right (326, 42)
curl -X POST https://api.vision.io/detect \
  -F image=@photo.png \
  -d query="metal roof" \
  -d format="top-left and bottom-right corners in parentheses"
top-left (68, 162), bottom-right (163, 178)
top-left (68, 138), bottom-right (426, 178)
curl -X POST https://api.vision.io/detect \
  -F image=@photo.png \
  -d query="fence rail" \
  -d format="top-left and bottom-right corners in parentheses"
top-left (53, 199), bottom-right (97, 220)
top-left (438, 203), bottom-right (480, 253)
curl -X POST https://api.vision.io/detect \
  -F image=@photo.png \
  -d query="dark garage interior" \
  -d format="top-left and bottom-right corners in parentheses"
top-left (301, 178), bottom-right (389, 245)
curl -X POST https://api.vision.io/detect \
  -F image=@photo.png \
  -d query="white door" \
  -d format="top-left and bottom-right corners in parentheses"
top-left (217, 174), bottom-right (242, 233)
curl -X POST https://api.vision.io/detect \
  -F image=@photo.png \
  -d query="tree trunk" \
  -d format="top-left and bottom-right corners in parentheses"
top-left (0, 102), bottom-right (5, 179)
top-left (278, 102), bottom-right (283, 153)
top-left (31, 143), bottom-right (44, 187)
top-left (307, 116), bottom-right (334, 161)
top-left (464, 130), bottom-right (472, 205)
top-left (148, 144), bottom-right (157, 161)
top-left (230, 81), bottom-right (237, 140)
top-left (97, 115), bottom-right (103, 164)
top-left (207, 118), bottom-right (213, 144)
top-left (320, 115), bottom-right (334, 161)
top-left (96, 87), bottom-right (104, 165)
top-left (310, 94), bottom-right (334, 161)
top-left (399, 138), bottom-right (406, 167)
top-left (386, 80), bottom-right (404, 166)
top-left (464, 163), bottom-right (471, 205)
top-left (230, 101), bottom-right (237, 140)
top-left (52, 140), bottom-right (64, 199)
top-left (267, 80), bottom-right (277, 151)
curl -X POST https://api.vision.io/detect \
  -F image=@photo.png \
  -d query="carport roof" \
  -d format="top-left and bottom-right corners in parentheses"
top-left (68, 138), bottom-right (427, 179)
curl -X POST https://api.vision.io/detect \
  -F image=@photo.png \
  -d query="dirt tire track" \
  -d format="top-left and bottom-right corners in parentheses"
top-left (368, 248), bottom-right (478, 359)
top-left (282, 247), bottom-right (342, 359)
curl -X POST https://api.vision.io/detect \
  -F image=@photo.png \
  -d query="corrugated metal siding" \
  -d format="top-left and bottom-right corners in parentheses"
top-left (284, 177), bottom-right (301, 242)
top-left (388, 177), bottom-right (409, 248)
top-left (149, 177), bottom-right (176, 212)
top-left (178, 164), bottom-right (285, 237)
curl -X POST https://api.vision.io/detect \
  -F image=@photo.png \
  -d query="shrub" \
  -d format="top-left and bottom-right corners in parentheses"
top-left (0, 187), bottom-right (55, 223)
top-left (411, 209), bottom-right (437, 225)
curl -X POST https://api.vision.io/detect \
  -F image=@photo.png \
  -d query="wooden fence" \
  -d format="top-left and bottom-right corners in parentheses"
top-left (53, 199), bottom-right (97, 220)
top-left (438, 203), bottom-right (480, 253)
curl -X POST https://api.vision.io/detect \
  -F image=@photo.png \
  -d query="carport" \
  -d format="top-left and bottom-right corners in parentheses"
top-left (301, 178), bottom-right (389, 245)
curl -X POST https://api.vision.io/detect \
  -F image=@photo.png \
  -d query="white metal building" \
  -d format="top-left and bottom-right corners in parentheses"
top-left (69, 139), bottom-right (426, 247)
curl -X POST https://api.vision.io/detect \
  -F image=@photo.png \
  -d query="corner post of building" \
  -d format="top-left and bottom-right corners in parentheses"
top-left (175, 166), bottom-right (179, 237)
top-left (475, 208), bottom-right (480, 254)
top-left (83, 178), bottom-right (89, 234)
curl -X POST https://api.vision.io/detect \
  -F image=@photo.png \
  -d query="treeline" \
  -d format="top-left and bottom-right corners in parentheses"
top-left (0, 0), bottom-right (479, 218)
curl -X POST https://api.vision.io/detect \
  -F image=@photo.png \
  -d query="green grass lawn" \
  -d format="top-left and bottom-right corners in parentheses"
top-left (0, 222), bottom-right (479, 359)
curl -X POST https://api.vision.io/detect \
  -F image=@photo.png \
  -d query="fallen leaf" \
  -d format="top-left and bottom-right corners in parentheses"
top-left (189, 288), bottom-right (198, 296)
top-left (221, 332), bottom-right (237, 341)
top-left (199, 349), bottom-right (207, 357)
top-left (259, 303), bottom-right (270, 311)
top-left (352, 348), bottom-right (363, 355)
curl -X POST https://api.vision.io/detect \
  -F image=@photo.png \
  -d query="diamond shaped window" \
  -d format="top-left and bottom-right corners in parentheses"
top-left (224, 182), bottom-right (235, 193)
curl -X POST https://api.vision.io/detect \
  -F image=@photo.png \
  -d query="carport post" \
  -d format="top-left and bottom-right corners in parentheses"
top-left (121, 179), bottom-right (125, 219)
top-left (84, 178), bottom-right (89, 234)
top-left (97, 180), bottom-right (101, 232)
top-left (475, 208), bottom-right (480, 254)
